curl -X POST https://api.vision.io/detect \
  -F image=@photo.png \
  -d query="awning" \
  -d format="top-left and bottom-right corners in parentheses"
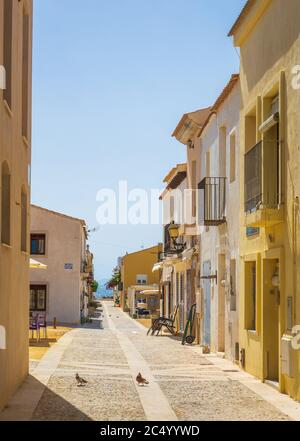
top-left (162, 265), bottom-right (173, 283)
top-left (30, 258), bottom-right (47, 270)
top-left (139, 289), bottom-right (160, 295)
top-left (152, 262), bottom-right (163, 272)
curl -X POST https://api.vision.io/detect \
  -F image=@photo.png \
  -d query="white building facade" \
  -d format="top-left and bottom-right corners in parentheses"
top-left (197, 75), bottom-right (241, 361)
top-left (30, 205), bottom-right (90, 325)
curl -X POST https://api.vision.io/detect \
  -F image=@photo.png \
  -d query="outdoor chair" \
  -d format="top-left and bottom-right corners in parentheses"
top-left (147, 305), bottom-right (179, 336)
top-left (37, 314), bottom-right (48, 339)
top-left (29, 317), bottom-right (40, 342)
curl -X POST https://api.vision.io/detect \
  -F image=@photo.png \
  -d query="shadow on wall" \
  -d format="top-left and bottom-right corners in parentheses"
top-left (0, 375), bottom-right (92, 421)
top-left (241, 0), bottom-right (300, 92)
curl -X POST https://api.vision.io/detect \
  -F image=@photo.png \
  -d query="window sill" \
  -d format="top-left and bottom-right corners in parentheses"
top-left (244, 206), bottom-right (284, 228)
top-left (246, 329), bottom-right (259, 337)
top-left (1, 242), bottom-right (12, 249)
top-left (3, 99), bottom-right (13, 118)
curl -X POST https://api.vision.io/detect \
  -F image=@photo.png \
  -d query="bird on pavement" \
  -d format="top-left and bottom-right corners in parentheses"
top-left (136, 373), bottom-right (149, 386)
top-left (75, 373), bottom-right (88, 386)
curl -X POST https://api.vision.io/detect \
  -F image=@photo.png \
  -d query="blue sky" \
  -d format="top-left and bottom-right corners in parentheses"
top-left (31, 0), bottom-right (245, 279)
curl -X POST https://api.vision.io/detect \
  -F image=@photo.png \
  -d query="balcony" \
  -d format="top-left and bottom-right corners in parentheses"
top-left (80, 261), bottom-right (90, 279)
top-left (244, 141), bottom-right (283, 227)
top-left (198, 177), bottom-right (226, 226)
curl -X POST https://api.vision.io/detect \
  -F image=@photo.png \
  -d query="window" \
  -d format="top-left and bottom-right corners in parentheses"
top-left (245, 261), bottom-right (257, 331)
top-left (1, 161), bottom-right (11, 245)
top-left (21, 188), bottom-right (27, 252)
top-left (3, 0), bottom-right (13, 108)
top-left (230, 259), bottom-right (236, 311)
top-left (30, 285), bottom-right (47, 311)
top-left (31, 234), bottom-right (46, 255)
top-left (230, 132), bottom-right (236, 183)
top-left (136, 274), bottom-right (147, 285)
top-left (22, 12), bottom-right (30, 138)
top-left (219, 127), bottom-right (227, 177)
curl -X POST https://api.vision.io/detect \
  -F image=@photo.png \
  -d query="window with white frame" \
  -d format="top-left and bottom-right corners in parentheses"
top-left (136, 274), bottom-right (147, 285)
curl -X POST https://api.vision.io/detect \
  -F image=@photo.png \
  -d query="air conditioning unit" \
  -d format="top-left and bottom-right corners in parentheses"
top-left (281, 335), bottom-right (294, 378)
top-left (259, 112), bottom-right (279, 133)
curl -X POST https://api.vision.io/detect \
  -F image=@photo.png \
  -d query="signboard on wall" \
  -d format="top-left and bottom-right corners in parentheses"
top-left (64, 263), bottom-right (73, 270)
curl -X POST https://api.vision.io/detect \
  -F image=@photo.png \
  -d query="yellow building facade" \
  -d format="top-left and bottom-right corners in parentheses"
top-left (229, 0), bottom-right (300, 400)
top-left (120, 245), bottom-right (162, 310)
top-left (0, 0), bottom-right (33, 411)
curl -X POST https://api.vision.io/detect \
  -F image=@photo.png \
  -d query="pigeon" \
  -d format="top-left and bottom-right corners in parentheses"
top-left (136, 373), bottom-right (149, 386)
top-left (76, 373), bottom-right (88, 386)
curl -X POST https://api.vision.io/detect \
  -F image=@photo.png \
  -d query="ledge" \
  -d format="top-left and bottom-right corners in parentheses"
top-left (1, 242), bottom-right (12, 250)
top-left (244, 206), bottom-right (284, 228)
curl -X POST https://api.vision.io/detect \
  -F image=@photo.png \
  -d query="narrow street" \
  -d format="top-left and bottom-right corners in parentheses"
top-left (1, 301), bottom-right (300, 422)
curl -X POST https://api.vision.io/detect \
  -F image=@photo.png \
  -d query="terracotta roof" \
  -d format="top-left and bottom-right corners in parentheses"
top-left (172, 107), bottom-right (211, 139)
top-left (197, 74), bottom-right (239, 138)
top-left (211, 74), bottom-right (239, 111)
top-left (31, 204), bottom-right (86, 226)
top-left (185, 108), bottom-right (212, 126)
top-left (123, 244), bottom-right (162, 259)
top-left (228, 0), bottom-right (255, 37)
top-left (163, 163), bottom-right (187, 184)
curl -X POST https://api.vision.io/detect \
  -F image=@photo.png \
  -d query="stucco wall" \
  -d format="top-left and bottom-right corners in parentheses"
top-left (0, 0), bottom-right (33, 412)
top-left (236, 0), bottom-right (300, 400)
top-left (30, 206), bottom-right (85, 325)
top-left (122, 245), bottom-right (162, 293)
top-left (198, 82), bottom-right (241, 359)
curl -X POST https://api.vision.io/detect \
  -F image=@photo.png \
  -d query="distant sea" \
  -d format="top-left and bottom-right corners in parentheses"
top-left (95, 279), bottom-right (113, 299)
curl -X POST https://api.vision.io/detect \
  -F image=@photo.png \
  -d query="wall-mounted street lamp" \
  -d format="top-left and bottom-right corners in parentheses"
top-left (168, 222), bottom-right (186, 254)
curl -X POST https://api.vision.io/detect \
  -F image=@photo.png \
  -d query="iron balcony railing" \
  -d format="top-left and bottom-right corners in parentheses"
top-left (198, 177), bottom-right (226, 226)
top-left (164, 224), bottom-right (171, 254)
top-left (244, 141), bottom-right (262, 213)
top-left (244, 140), bottom-right (280, 213)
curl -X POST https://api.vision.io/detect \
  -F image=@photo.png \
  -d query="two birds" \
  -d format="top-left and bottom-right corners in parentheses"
top-left (75, 372), bottom-right (149, 387)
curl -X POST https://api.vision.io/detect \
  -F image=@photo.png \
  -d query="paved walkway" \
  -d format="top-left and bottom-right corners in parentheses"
top-left (1, 301), bottom-right (300, 421)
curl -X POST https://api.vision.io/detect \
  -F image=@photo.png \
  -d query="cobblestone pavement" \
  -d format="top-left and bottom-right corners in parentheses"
top-left (3, 301), bottom-right (298, 421)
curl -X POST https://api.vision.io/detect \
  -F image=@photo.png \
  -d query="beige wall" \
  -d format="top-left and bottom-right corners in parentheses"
top-left (30, 205), bottom-right (88, 325)
top-left (0, 0), bottom-right (33, 412)
top-left (233, 0), bottom-right (300, 400)
top-left (198, 81), bottom-right (241, 359)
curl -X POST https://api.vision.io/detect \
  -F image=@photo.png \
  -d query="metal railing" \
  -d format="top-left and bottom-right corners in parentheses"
top-left (164, 224), bottom-right (171, 254)
top-left (244, 141), bottom-right (262, 213)
top-left (244, 140), bottom-right (280, 213)
top-left (198, 177), bottom-right (226, 226)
